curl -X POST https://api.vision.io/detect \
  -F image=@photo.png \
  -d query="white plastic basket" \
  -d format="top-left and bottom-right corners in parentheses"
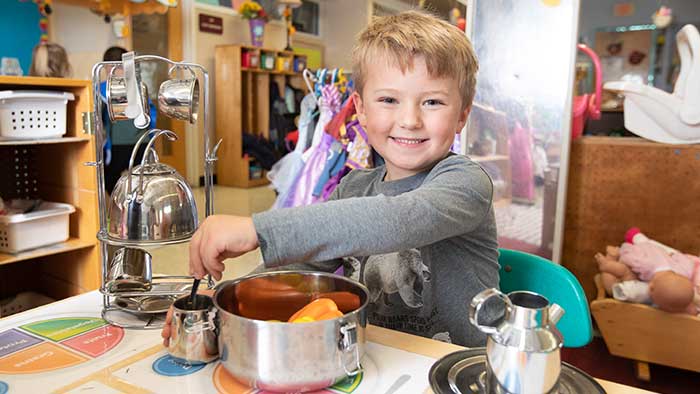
top-left (0, 202), bottom-right (75, 253)
top-left (0, 90), bottom-right (75, 140)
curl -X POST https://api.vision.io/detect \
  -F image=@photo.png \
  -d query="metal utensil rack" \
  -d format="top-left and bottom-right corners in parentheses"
top-left (90, 55), bottom-right (219, 329)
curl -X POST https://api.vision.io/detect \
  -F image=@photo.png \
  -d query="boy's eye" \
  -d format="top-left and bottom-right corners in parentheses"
top-left (423, 99), bottom-right (445, 106)
top-left (378, 97), bottom-right (397, 104)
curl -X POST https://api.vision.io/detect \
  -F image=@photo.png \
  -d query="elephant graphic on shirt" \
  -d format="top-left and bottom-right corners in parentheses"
top-left (363, 249), bottom-right (431, 308)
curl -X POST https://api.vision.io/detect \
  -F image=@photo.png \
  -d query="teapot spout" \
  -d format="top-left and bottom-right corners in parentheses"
top-left (548, 303), bottom-right (565, 324)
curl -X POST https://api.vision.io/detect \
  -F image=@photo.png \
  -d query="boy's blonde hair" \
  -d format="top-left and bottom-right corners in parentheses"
top-left (351, 10), bottom-right (478, 109)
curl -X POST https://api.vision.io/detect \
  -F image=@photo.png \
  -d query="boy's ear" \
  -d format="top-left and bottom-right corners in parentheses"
top-left (352, 91), bottom-right (367, 127)
top-left (456, 105), bottom-right (471, 134)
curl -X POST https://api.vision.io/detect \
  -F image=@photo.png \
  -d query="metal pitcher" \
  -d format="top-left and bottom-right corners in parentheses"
top-left (469, 289), bottom-right (565, 394)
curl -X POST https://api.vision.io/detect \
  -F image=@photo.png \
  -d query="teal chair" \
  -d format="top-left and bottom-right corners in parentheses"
top-left (498, 248), bottom-right (593, 348)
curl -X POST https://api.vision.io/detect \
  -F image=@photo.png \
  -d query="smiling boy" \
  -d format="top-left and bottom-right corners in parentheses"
top-left (167, 10), bottom-right (499, 347)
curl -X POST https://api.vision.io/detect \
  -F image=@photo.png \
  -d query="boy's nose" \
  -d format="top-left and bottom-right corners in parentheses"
top-left (399, 105), bottom-right (423, 130)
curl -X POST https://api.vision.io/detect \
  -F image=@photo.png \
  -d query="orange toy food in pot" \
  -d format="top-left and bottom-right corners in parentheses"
top-left (288, 298), bottom-right (342, 323)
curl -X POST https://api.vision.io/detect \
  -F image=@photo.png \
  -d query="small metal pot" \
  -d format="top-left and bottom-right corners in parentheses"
top-left (105, 247), bottom-right (152, 293)
top-left (213, 271), bottom-right (369, 392)
top-left (168, 294), bottom-right (218, 365)
top-left (107, 129), bottom-right (198, 243)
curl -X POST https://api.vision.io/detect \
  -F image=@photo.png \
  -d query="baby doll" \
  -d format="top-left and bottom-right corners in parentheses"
top-left (29, 42), bottom-right (71, 78)
top-left (619, 238), bottom-right (698, 314)
top-left (596, 229), bottom-right (700, 314)
top-left (595, 246), bottom-right (650, 303)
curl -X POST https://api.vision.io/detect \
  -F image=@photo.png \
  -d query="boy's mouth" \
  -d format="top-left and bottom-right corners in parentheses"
top-left (390, 136), bottom-right (428, 145)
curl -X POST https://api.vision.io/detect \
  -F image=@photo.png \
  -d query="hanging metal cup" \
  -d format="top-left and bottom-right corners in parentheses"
top-left (158, 66), bottom-right (199, 124)
top-left (106, 68), bottom-right (149, 124)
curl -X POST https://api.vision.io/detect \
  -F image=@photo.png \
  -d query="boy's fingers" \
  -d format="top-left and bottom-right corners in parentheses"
top-left (201, 245), bottom-right (225, 281)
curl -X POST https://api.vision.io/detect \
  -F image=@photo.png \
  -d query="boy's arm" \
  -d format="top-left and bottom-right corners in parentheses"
top-left (255, 186), bottom-right (344, 273)
top-left (253, 158), bottom-right (492, 268)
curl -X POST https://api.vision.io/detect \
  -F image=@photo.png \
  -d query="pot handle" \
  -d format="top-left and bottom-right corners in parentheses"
top-left (184, 309), bottom-right (218, 334)
top-left (168, 64), bottom-right (197, 81)
top-left (339, 322), bottom-right (362, 377)
top-left (469, 288), bottom-right (511, 336)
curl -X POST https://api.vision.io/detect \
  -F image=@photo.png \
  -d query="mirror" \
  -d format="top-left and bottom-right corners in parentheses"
top-left (465, 0), bottom-right (580, 261)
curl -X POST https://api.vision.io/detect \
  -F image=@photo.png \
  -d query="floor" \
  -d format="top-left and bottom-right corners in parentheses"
top-left (149, 185), bottom-right (276, 281)
top-left (150, 185), bottom-right (697, 394)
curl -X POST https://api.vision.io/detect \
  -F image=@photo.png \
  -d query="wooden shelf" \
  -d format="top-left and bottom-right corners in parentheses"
top-left (0, 76), bottom-right (92, 88)
top-left (247, 177), bottom-right (270, 187)
top-left (470, 154), bottom-right (510, 163)
top-left (0, 76), bottom-right (100, 302)
top-left (0, 238), bottom-right (95, 266)
top-left (216, 44), bottom-right (304, 188)
top-left (241, 67), bottom-right (301, 76)
top-left (0, 137), bottom-right (89, 146)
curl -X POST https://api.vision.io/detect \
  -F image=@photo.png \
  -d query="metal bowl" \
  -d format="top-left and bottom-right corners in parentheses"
top-left (214, 271), bottom-right (369, 392)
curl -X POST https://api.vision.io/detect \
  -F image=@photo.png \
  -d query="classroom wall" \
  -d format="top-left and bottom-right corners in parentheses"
top-left (50, 2), bottom-right (129, 80)
top-left (0, 1), bottom-right (41, 75)
top-left (322, 0), bottom-right (372, 70)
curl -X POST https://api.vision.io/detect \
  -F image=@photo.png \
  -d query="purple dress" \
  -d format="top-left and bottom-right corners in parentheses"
top-left (281, 85), bottom-right (341, 208)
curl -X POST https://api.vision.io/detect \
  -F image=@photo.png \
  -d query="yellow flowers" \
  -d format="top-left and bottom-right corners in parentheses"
top-left (239, 1), bottom-right (267, 20)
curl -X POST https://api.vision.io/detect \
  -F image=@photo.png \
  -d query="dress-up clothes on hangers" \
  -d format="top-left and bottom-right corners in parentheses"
top-left (269, 93), bottom-right (318, 208)
top-left (281, 84), bottom-right (342, 208)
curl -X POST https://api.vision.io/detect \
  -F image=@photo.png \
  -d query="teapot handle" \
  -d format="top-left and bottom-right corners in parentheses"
top-left (137, 130), bottom-right (178, 195)
top-left (125, 129), bottom-right (178, 196)
top-left (469, 288), bottom-right (511, 335)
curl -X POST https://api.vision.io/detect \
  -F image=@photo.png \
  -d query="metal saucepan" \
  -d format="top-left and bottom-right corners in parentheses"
top-left (168, 271), bottom-right (369, 392)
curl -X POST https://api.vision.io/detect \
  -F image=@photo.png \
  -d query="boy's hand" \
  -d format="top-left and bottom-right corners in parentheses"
top-left (189, 215), bottom-right (259, 281)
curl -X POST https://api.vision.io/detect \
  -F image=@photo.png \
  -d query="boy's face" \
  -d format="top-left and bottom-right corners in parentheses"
top-left (353, 55), bottom-right (470, 181)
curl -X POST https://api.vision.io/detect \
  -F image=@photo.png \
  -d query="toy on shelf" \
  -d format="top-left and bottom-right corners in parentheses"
top-left (595, 228), bottom-right (700, 315)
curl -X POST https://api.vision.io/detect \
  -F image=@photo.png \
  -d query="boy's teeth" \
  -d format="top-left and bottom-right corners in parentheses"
top-left (393, 137), bottom-right (424, 144)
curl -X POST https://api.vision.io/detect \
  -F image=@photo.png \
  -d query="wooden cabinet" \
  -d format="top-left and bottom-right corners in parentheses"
top-left (563, 136), bottom-right (700, 301)
top-left (215, 45), bottom-right (307, 188)
top-left (0, 76), bottom-right (99, 313)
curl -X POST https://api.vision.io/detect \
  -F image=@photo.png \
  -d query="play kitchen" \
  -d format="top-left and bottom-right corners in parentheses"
top-left (91, 53), bottom-right (219, 328)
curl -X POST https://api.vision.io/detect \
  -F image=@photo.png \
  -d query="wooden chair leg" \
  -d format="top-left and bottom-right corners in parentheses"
top-left (634, 361), bottom-right (651, 381)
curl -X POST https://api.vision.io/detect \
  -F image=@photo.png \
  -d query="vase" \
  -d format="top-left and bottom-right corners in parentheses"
top-left (248, 19), bottom-right (265, 47)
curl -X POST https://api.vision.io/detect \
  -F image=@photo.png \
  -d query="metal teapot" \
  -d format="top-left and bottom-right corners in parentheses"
top-left (469, 289), bottom-right (565, 394)
top-left (107, 129), bottom-right (198, 243)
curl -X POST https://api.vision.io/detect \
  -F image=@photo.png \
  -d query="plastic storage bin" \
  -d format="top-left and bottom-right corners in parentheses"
top-left (0, 202), bottom-right (75, 253)
top-left (0, 90), bottom-right (75, 140)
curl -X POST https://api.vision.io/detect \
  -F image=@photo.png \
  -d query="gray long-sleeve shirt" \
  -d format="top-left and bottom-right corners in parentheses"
top-left (252, 154), bottom-right (500, 347)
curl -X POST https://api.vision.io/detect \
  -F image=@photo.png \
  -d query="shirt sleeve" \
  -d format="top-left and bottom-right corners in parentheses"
top-left (252, 157), bottom-right (493, 268)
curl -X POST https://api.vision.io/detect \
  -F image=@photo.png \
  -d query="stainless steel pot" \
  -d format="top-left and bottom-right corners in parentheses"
top-left (168, 294), bottom-right (219, 365)
top-left (213, 271), bottom-right (369, 392)
top-left (107, 129), bottom-right (198, 243)
top-left (105, 247), bottom-right (152, 293)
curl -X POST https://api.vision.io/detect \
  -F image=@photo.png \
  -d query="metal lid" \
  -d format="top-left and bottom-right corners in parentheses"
top-left (428, 348), bottom-right (605, 394)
